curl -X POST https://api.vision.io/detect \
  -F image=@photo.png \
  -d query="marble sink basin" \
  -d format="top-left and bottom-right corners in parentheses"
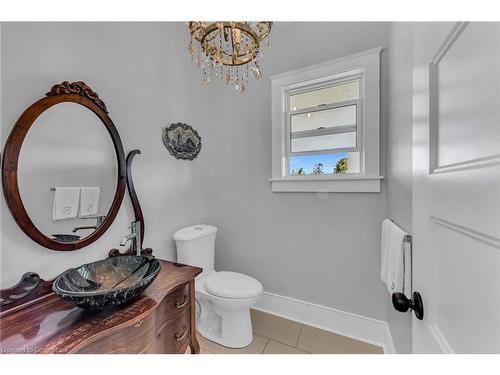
top-left (53, 256), bottom-right (161, 310)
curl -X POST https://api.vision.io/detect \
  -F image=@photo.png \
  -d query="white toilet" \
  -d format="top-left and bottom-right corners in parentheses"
top-left (173, 224), bottom-right (263, 348)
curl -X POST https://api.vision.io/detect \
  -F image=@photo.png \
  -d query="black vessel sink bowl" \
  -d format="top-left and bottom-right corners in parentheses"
top-left (53, 256), bottom-right (161, 310)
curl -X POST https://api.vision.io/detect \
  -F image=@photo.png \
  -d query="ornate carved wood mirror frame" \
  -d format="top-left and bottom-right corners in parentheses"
top-left (1, 81), bottom-right (127, 251)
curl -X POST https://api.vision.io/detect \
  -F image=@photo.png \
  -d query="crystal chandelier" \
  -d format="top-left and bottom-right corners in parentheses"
top-left (187, 22), bottom-right (272, 93)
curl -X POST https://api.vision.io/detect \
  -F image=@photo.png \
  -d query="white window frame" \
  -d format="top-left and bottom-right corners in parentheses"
top-left (270, 47), bottom-right (383, 192)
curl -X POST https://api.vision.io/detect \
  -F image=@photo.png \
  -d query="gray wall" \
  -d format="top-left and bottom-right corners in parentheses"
top-left (385, 22), bottom-right (414, 353)
top-left (1, 22), bottom-right (391, 322)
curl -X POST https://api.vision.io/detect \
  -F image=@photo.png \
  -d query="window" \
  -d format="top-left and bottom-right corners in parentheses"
top-left (288, 78), bottom-right (361, 175)
top-left (270, 48), bottom-right (383, 192)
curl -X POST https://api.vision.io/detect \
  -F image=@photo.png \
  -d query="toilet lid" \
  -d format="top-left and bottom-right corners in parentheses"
top-left (205, 272), bottom-right (263, 299)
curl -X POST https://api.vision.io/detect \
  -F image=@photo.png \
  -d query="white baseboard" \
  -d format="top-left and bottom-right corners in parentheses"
top-left (254, 291), bottom-right (396, 354)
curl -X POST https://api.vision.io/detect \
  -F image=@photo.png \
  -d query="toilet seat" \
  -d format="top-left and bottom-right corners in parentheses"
top-left (204, 271), bottom-right (263, 299)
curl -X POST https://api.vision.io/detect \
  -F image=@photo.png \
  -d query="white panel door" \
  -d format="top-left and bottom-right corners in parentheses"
top-left (412, 22), bottom-right (500, 353)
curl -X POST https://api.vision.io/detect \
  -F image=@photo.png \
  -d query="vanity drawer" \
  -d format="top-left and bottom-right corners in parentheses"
top-left (141, 308), bottom-right (190, 354)
top-left (76, 312), bottom-right (156, 354)
top-left (141, 284), bottom-right (191, 354)
top-left (76, 283), bottom-right (192, 354)
top-left (155, 283), bottom-right (190, 330)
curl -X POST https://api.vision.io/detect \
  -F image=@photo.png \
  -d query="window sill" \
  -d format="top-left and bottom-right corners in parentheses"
top-left (269, 176), bottom-right (384, 193)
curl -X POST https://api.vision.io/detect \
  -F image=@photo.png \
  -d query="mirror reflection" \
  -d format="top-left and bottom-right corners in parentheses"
top-left (17, 102), bottom-right (118, 243)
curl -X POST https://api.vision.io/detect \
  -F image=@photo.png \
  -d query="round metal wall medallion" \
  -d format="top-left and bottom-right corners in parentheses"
top-left (162, 123), bottom-right (201, 160)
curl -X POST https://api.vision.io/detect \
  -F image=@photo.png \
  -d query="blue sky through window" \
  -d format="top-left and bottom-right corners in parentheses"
top-left (289, 152), bottom-right (347, 175)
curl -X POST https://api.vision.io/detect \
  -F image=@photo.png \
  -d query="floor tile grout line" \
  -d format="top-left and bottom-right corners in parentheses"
top-left (261, 338), bottom-right (271, 354)
top-left (252, 309), bottom-right (305, 349)
top-left (295, 324), bottom-right (304, 348)
top-left (266, 339), bottom-right (312, 354)
top-left (259, 336), bottom-right (301, 348)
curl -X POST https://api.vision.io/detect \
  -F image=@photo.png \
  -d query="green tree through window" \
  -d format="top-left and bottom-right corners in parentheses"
top-left (334, 157), bottom-right (348, 173)
top-left (312, 163), bottom-right (324, 174)
top-left (290, 167), bottom-right (306, 176)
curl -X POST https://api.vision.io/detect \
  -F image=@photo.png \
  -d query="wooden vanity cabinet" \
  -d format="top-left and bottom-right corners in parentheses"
top-left (0, 260), bottom-right (202, 354)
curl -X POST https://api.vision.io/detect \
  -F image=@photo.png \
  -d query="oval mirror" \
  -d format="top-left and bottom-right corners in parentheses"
top-left (2, 81), bottom-right (126, 251)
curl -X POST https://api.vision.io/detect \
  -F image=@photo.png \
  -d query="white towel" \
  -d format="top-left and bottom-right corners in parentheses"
top-left (79, 187), bottom-right (100, 218)
top-left (52, 187), bottom-right (80, 220)
top-left (386, 222), bottom-right (408, 296)
top-left (380, 219), bottom-right (392, 283)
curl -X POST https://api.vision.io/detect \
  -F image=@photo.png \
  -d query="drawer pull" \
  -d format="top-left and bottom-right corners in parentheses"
top-left (133, 320), bottom-right (143, 328)
top-left (175, 326), bottom-right (189, 342)
top-left (175, 295), bottom-right (189, 309)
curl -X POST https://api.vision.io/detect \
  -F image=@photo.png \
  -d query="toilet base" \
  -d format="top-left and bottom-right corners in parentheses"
top-left (198, 321), bottom-right (253, 349)
top-left (196, 291), bottom-right (260, 348)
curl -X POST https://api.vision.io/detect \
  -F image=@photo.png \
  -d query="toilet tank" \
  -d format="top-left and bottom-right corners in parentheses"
top-left (173, 224), bottom-right (217, 278)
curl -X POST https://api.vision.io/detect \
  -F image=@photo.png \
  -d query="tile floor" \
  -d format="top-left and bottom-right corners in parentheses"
top-left (189, 309), bottom-right (383, 354)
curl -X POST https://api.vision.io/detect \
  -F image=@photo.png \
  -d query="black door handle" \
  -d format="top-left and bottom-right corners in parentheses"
top-left (392, 291), bottom-right (424, 320)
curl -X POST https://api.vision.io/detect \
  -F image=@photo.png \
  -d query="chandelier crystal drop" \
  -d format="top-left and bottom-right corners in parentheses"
top-left (187, 21), bottom-right (272, 93)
